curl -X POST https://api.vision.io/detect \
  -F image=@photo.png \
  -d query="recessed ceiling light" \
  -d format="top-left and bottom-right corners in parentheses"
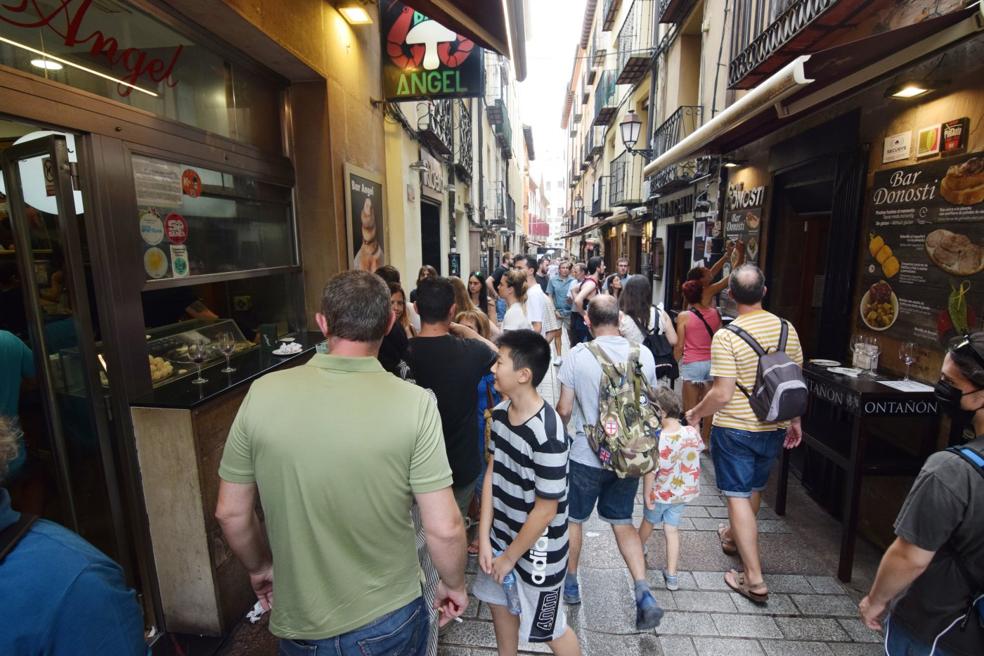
top-left (30, 58), bottom-right (63, 71)
top-left (888, 83), bottom-right (930, 99)
top-left (338, 4), bottom-right (372, 25)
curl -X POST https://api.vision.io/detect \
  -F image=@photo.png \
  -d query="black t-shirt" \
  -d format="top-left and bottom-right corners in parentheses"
top-left (407, 334), bottom-right (496, 486)
top-left (891, 436), bottom-right (984, 656)
top-left (535, 273), bottom-right (550, 293)
top-left (378, 323), bottom-right (410, 378)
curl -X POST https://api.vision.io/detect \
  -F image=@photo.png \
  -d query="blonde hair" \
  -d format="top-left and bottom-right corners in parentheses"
top-left (0, 417), bottom-right (21, 482)
top-left (450, 277), bottom-right (476, 314)
top-left (504, 269), bottom-right (528, 303)
top-left (455, 310), bottom-right (491, 339)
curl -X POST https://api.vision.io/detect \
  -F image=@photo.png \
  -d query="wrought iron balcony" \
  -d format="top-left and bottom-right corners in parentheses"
top-left (592, 176), bottom-right (612, 217)
top-left (485, 54), bottom-right (506, 124)
top-left (592, 70), bottom-right (617, 127)
top-left (729, 0), bottom-right (839, 89)
top-left (649, 105), bottom-right (702, 193)
top-left (616, 0), bottom-right (657, 86)
top-left (657, 0), bottom-right (699, 24)
top-left (602, 0), bottom-right (622, 30)
top-left (609, 151), bottom-right (645, 207)
top-left (506, 195), bottom-right (517, 226)
top-left (453, 100), bottom-right (473, 180)
top-left (486, 181), bottom-right (505, 224)
top-left (496, 110), bottom-right (513, 158)
top-left (581, 71), bottom-right (591, 104)
top-left (417, 100), bottom-right (453, 157)
top-left (584, 126), bottom-right (605, 164)
top-left (587, 38), bottom-right (603, 84)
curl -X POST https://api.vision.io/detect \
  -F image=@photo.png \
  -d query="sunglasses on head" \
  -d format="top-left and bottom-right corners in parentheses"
top-left (951, 335), bottom-right (984, 371)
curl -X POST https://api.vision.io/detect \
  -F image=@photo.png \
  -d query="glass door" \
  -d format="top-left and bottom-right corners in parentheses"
top-left (1, 133), bottom-right (130, 570)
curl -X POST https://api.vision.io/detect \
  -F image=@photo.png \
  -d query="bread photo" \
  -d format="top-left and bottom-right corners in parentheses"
top-left (940, 157), bottom-right (984, 206)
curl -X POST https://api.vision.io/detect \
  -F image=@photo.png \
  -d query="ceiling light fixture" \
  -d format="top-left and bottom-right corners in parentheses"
top-left (887, 82), bottom-right (931, 99)
top-left (338, 2), bottom-right (373, 25)
top-left (30, 58), bottom-right (63, 71)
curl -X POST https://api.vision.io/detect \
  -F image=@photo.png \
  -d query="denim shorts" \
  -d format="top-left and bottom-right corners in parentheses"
top-left (643, 502), bottom-right (686, 527)
top-left (278, 597), bottom-right (427, 656)
top-left (711, 427), bottom-right (785, 498)
top-left (568, 460), bottom-right (639, 524)
top-left (680, 360), bottom-right (712, 383)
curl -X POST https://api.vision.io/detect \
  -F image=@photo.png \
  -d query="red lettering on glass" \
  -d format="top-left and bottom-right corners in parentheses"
top-left (0, 0), bottom-right (182, 97)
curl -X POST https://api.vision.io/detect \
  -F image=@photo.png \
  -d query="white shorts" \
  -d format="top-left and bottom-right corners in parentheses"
top-left (471, 569), bottom-right (568, 643)
top-left (541, 296), bottom-right (561, 333)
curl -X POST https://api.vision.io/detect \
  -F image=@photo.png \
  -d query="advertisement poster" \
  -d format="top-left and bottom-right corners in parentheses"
top-left (857, 152), bottom-right (984, 347)
top-left (724, 183), bottom-right (765, 268)
top-left (380, 2), bottom-right (484, 101)
top-left (345, 164), bottom-right (385, 272)
top-left (132, 156), bottom-right (182, 208)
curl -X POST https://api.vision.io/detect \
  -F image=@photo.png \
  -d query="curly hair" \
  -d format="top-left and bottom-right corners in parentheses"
top-left (0, 417), bottom-right (21, 482)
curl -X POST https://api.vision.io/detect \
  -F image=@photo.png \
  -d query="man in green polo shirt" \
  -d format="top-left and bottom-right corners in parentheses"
top-left (216, 270), bottom-right (468, 652)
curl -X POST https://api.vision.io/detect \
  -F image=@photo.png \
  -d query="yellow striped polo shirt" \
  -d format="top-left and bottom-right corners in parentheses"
top-left (710, 310), bottom-right (804, 432)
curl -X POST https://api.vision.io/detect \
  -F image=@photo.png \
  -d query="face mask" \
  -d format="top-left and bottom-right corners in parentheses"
top-left (934, 379), bottom-right (978, 426)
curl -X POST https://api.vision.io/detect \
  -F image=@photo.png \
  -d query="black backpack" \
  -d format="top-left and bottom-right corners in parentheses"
top-left (641, 308), bottom-right (678, 382)
top-left (725, 319), bottom-right (808, 423)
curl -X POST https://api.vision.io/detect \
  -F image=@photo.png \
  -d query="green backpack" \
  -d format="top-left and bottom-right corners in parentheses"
top-left (584, 342), bottom-right (662, 478)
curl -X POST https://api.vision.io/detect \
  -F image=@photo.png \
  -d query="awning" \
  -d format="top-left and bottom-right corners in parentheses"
top-left (401, 0), bottom-right (528, 81)
top-left (643, 5), bottom-right (982, 178)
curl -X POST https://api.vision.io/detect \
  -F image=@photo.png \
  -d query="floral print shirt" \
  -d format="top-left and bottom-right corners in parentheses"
top-left (649, 424), bottom-right (705, 504)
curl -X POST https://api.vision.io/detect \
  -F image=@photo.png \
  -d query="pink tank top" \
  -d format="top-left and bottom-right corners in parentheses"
top-left (682, 306), bottom-right (720, 364)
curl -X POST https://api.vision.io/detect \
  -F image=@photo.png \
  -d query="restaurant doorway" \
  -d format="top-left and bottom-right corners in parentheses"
top-left (421, 201), bottom-right (442, 273)
top-left (0, 125), bottom-right (131, 575)
top-left (664, 221), bottom-right (693, 312)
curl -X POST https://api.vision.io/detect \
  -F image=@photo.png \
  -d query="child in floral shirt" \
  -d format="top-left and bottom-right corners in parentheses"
top-left (638, 386), bottom-right (705, 590)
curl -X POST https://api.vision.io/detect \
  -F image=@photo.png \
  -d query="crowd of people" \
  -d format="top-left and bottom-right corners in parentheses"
top-left (0, 249), bottom-right (981, 656)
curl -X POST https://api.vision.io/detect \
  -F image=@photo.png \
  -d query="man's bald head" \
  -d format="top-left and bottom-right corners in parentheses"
top-left (729, 264), bottom-right (766, 305)
top-left (587, 294), bottom-right (620, 328)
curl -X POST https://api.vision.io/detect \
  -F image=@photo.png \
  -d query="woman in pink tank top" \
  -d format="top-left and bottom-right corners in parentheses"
top-left (674, 279), bottom-right (721, 446)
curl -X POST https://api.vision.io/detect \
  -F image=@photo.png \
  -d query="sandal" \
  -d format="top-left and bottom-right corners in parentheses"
top-left (718, 524), bottom-right (739, 556)
top-left (724, 569), bottom-right (769, 604)
top-left (467, 539), bottom-right (480, 555)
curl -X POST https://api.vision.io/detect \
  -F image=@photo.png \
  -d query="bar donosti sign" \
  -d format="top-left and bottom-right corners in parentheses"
top-left (381, 2), bottom-right (483, 101)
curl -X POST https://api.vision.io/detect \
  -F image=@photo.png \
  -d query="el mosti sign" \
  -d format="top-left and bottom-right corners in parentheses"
top-left (381, 2), bottom-right (483, 101)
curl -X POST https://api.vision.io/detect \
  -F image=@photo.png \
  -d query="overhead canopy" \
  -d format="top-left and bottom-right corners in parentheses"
top-left (643, 5), bottom-right (982, 178)
top-left (401, 0), bottom-right (528, 81)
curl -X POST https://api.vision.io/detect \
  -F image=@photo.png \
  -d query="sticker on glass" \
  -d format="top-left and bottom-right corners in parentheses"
top-left (164, 212), bottom-right (188, 245)
top-left (170, 245), bottom-right (189, 278)
top-left (181, 169), bottom-right (202, 198)
top-left (139, 209), bottom-right (164, 245)
top-left (144, 246), bottom-right (168, 279)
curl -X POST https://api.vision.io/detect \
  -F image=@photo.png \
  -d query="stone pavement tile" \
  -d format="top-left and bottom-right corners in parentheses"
top-left (683, 505), bottom-right (710, 518)
top-left (711, 613), bottom-right (783, 639)
top-left (675, 518), bottom-right (698, 530)
top-left (693, 570), bottom-right (731, 591)
top-left (805, 576), bottom-right (846, 595)
top-left (673, 590), bottom-right (739, 613)
top-left (763, 575), bottom-right (814, 595)
top-left (437, 647), bottom-right (476, 656)
top-left (439, 620), bottom-right (497, 649)
top-left (692, 637), bottom-right (765, 656)
top-left (578, 567), bottom-right (638, 635)
top-left (651, 588), bottom-right (678, 610)
top-left (791, 595), bottom-right (860, 617)
top-left (836, 619), bottom-right (882, 643)
top-left (648, 570), bottom-right (700, 591)
top-left (758, 520), bottom-right (792, 534)
top-left (706, 507), bottom-right (731, 519)
top-left (659, 636), bottom-right (697, 656)
top-left (757, 535), bottom-right (829, 574)
top-left (775, 617), bottom-right (851, 642)
top-left (656, 610), bottom-right (719, 636)
top-left (759, 640), bottom-right (834, 656)
top-left (729, 592), bottom-right (798, 616)
top-left (689, 495), bottom-right (727, 507)
top-left (581, 630), bottom-right (663, 656)
top-left (647, 530), bottom-right (746, 572)
top-left (692, 517), bottom-right (728, 531)
top-left (758, 508), bottom-right (781, 521)
top-left (828, 644), bottom-right (885, 656)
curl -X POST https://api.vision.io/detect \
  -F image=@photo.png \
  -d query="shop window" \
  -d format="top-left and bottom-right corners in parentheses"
top-left (0, 1), bottom-right (283, 151)
top-left (132, 155), bottom-right (295, 282)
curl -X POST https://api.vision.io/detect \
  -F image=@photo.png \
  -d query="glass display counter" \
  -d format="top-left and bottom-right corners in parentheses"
top-left (142, 319), bottom-right (255, 387)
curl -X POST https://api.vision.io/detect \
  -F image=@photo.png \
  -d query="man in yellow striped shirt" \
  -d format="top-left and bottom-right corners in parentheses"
top-left (685, 265), bottom-right (803, 604)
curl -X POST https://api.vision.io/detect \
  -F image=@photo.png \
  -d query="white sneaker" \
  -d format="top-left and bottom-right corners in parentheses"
top-left (553, 356), bottom-right (562, 366)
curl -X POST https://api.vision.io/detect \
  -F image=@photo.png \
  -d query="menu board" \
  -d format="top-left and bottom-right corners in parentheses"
top-left (858, 152), bottom-right (984, 346)
top-left (721, 183), bottom-right (766, 314)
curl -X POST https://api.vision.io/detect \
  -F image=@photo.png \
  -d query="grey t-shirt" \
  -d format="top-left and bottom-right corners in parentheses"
top-left (891, 435), bottom-right (984, 656)
top-left (557, 335), bottom-right (657, 468)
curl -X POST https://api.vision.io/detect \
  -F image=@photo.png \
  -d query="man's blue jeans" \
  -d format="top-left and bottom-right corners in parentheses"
top-left (278, 597), bottom-right (428, 656)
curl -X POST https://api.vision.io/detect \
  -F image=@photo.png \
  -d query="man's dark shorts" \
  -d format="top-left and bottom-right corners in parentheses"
top-left (711, 427), bottom-right (785, 498)
top-left (568, 460), bottom-right (638, 525)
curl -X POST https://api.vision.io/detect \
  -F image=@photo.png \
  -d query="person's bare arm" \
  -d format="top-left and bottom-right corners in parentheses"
top-left (489, 496), bottom-right (559, 583)
top-left (662, 311), bottom-right (678, 346)
top-left (573, 280), bottom-right (596, 314)
top-left (216, 481), bottom-right (273, 608)
top-left (415, 487), bottom-right (469, 624)
top-left (557, 384), bottom-right (575, 427)
top-left (685, 376), bottom-right (737, 425)
top-left (859, 537), bottom-right (935, 631)
top-left (531, 321), bottom-right (542, 333)
top-left (674, 313), bottom-right (687, 362)
top-left (478, 459), bottom-right (496, 573)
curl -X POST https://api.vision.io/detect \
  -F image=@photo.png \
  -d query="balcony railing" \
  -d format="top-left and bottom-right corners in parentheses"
top-left (584, 126), bottom-right (605, 164)
top-left (486, 181), bottom-right (505, 224)
top-left (650, 105), bottom-right (703, 193)
top-left (485, 54), bottom-right (506, 124)
top-left (609, 151), bottom-right (645, 207)
top-left (454, 100), bottom-right (473, 180)
top-left (506, 195), bottom-right (517, 226)
top-left (496, 110), bottom-right (513, 158)
top-left (729, 0), bottom-right (839, 89)
top-left (581, 71), bottom-right (591, 104)
top-left (587, 38), bottom-right (603, 83)
top-left (657, 0), bottom-right (699, 24)
top-left (602, 0), bottom-right (622, 31)
top-left (616, 0), bottom-right (656, 86)
top-left (592, 70), bottom-right (617, 127)
top-left (592, 176), bottom-right (612, 217)
top-left (417, 100), bottom-right (453, 157)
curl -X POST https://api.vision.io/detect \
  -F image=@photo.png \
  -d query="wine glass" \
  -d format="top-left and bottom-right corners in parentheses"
top-left (218, 333), bottom-right (236, 373)
top-left (899, 342), bottom-right (917, 381)
top-left (189, 342), bottom-right (208, 385)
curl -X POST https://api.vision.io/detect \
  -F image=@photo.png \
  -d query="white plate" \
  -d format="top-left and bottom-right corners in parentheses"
top-left (809, 359), bottom-right (840, 367)
top-left (829, 367), bottom-right (863, 377)
top-left (859, 288), bottom-right (899, 332)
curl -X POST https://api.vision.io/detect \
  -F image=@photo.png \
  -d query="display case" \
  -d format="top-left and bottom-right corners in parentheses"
top-left (143, 319), bottom-right (255, 387)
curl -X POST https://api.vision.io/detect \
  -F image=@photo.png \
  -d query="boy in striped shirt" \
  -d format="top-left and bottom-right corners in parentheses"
top-left (474, 330), bottom-right (580, 654)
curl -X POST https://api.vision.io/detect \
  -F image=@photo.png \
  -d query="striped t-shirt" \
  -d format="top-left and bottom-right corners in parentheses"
top-left (709, 310), bottom-right (803, 432)
top-left (489, 400), bottom-right (570, 588)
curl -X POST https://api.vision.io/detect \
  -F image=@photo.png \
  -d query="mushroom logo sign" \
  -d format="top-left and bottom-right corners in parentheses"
top-left (380, 2), bottom-right (484, 101)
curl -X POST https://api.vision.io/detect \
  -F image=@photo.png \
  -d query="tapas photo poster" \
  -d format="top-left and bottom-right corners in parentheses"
top-left (345, 164), bottom-right (385, 272)
top-left (858, 152), bottom-right (984, 347)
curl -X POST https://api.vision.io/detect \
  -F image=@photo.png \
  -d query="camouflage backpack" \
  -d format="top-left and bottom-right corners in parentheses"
top-left (584, 342), bottom-right (662, 478)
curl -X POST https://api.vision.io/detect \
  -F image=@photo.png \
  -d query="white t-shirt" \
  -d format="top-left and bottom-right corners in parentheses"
top-left (524, 284), bottom-right (547, 332)
top-left (619, 307), bottom-right (657, 344)
top-left (502, 302), bottom-right (533, 332)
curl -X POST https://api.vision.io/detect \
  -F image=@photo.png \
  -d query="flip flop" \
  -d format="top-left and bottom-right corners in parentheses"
top-left (467, 539), bottom-right (480, 555)
top-left (724, 569), bottom-right (769, 604)
top-left (718, 524), bottom-right (739, 556)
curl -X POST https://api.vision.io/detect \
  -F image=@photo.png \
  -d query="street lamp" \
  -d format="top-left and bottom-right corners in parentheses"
top-left (574, 195), bottom-right (584, 211)
top-left (619, 109), bottom-right (653, 159)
